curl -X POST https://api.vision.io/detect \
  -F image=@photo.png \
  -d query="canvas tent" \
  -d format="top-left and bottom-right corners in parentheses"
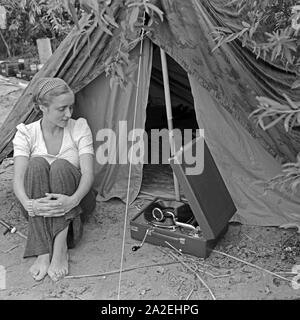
top-left (0, 0), bottom-right (300, 226)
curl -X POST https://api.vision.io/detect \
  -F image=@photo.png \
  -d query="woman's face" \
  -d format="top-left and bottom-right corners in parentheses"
top-left (41, 92), bottom-right (75, 128)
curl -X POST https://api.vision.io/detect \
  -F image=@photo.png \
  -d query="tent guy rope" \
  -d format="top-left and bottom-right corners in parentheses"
top-left (117, 26), bottom-right (146, 300)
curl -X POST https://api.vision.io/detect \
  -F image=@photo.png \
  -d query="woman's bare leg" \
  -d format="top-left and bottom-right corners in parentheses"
top-left (47, 225), bottom-right (69, 281)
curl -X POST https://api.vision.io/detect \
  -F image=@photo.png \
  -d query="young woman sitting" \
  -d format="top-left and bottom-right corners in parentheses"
top-left (12, 77), bottom-right (96, 281)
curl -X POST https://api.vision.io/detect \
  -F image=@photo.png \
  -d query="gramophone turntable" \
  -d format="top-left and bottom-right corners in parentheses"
top-left (144, 199), bottom-right (198, 232)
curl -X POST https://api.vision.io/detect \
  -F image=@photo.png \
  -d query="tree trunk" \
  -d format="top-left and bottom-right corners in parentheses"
top-left (0, 30), bottom-right (11, 57)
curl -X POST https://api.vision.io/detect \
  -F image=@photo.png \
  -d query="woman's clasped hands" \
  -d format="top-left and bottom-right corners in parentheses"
top-left (29, 193), bottom-right (76, 217)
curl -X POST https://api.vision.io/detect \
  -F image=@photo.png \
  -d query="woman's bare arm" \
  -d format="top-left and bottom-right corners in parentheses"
top-left (13, 156), bottom-right (30, 210)
top-left (70, 153), bottom-right (94, 206)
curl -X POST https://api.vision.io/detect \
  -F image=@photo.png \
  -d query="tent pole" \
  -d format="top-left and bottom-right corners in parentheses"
top-left (160, 48), bottom-right (181, 201)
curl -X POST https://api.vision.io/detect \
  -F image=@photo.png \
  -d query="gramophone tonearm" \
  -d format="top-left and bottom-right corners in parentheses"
top-left (151, 207), bottom-right (197, 231)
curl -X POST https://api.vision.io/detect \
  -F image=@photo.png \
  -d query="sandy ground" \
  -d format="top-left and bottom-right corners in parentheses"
top-left (0, 76), bottom-right (300, 300)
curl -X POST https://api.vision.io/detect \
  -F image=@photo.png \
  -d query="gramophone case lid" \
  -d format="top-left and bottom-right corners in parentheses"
top-left (169, 136), bottom-right (237, 240)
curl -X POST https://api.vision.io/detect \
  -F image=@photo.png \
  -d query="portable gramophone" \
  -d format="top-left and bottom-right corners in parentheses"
top-left (130, 137), bottom-right (237, 258)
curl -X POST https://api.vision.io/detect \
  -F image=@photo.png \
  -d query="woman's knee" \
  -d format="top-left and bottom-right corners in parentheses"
top-left (49, 159), bottom-right (80, 189)
top-left (25, 157), bottom-right (50, 179)
top-left (27, 157), bottom-right (49, 170)
top-left (24, 157), bottom-right (50, 197)
top-left (50, 159), bottom-right (74, 174)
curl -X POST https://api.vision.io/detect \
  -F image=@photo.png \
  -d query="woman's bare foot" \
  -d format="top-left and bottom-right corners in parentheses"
top-left (48, 248), bottom-right (69, 282)
top-left (29, 253), bottom-right (50, 281)
top-left (48, 226), bottom-right (69, 281)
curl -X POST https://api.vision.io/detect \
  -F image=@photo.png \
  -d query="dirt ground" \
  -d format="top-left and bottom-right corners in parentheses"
top-left (0, 76), bottom-right (300, 300)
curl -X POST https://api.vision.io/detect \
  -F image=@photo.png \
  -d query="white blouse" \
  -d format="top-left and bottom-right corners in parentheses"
top-left (13, 117), bottom-right (94, 170)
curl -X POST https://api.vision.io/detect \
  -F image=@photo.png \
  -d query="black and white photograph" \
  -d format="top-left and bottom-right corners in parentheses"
top-left (0, 0), bottom-right (300, 303)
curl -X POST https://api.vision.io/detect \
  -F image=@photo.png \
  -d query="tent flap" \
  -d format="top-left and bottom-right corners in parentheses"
top-left (189, 75), bottom-right (300, 226)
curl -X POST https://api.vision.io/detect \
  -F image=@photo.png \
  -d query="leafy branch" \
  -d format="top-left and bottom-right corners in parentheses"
top-left (212, 0), bottom-right (299, 70)
top-left (0, 0), bottom-right (77, 56)
top-left (62, 0), bottom-right (164, 88)
top-left (212, 0), bottom-right (300, 194)
top-left (250, 95), bottom-right (300, 132)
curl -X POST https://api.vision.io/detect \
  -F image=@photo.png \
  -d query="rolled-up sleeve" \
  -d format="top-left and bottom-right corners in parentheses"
top-left (74, 118), bottom-right (94, 156)
top-left (12, 124), bottom-right (31, 158)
